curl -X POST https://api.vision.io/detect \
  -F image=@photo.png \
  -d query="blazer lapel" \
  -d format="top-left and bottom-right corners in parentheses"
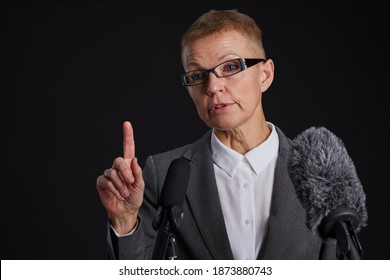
top-left (258, 127), bottom-right (315, 259)
top-left (183, 131), bottom-right (234, 260)
top-left (257, 145), bottom-right (297, 259)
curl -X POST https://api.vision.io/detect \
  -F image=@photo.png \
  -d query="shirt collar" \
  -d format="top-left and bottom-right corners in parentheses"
top-left (210, 123), bottom-right (279, 177)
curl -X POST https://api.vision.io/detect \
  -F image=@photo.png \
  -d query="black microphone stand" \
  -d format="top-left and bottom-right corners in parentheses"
top-left (320, 208), bottom-right (363, 260)
top-left (152, 205), bottom-right (184, 260)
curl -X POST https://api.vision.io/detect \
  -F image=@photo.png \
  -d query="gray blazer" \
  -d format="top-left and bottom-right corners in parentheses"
top-left (107, 127), bottom-right (336, 259)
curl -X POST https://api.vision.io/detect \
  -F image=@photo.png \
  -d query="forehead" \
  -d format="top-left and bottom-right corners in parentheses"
top-left (182, 31), bottom-right (256, 68)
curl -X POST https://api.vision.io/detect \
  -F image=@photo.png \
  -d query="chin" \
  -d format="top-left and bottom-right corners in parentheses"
top-left (207, 120), bottom-right (239, 131)
top-left (200, 113), bottom-right (242, 131)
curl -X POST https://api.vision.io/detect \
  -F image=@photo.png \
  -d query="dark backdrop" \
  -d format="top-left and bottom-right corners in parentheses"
top-left (1, 1), bottom-right (389, 259)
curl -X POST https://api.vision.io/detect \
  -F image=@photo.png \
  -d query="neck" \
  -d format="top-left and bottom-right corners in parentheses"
top-left (215, 120), bottom-right (271, 154)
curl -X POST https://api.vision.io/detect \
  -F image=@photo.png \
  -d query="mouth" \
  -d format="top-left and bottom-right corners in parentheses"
top-left (209, 103), bottom-right (233, 113)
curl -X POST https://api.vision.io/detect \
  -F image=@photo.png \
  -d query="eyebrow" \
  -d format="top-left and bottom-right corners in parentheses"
top-left (186, 61), bottom-right (201, 68)
top-left (219, 52), bottom-right (240, 61)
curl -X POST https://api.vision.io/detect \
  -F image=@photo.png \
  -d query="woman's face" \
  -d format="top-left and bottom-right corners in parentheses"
top-left (182, 31), bottom-right (273, 132)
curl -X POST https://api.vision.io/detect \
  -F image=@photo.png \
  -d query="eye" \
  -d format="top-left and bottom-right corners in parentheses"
top-left (191, 71), bottom-right (207, 81)
top-left (222, 61), bottom-right (241, 73)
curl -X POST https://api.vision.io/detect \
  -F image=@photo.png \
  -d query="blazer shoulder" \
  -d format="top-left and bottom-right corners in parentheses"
top-left (147, 130), bottom-right (212, 165)
top-left (143, 130), bottom-right (212, 179)
top-left (275, 126), bottom-right (292, 150)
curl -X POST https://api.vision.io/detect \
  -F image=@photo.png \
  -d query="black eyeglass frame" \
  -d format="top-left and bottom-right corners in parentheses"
top-left (181, 58), bottom-right (266, 87)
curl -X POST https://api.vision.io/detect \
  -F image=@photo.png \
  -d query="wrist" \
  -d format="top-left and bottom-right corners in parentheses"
top-left (109, 212), bottom-right (138, 235)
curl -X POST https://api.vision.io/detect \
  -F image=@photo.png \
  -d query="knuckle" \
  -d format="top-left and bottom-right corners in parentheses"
top-left (96, 175), bottom-right (103, 184)
top-left (97, 175), bottom-right (109, 189)
top-left (113, 157), bottom-right (124, 167)
top-left (107, 168), bottom-right (114, 178)
top-left (97, 175), bottom-right (107, 183)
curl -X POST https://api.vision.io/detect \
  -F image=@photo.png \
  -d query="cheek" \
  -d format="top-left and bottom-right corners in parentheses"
top-left (246, 88), bottom-right (262, 109)
top-left (229, 80), bottom-right (261, 106)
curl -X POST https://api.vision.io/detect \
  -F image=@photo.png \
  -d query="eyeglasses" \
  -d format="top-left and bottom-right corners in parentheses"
top-left (181, 58), bottom-right (265, 86)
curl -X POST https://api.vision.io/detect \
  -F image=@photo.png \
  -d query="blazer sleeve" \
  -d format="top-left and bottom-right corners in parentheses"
top-left (106, 155), bottom-right (160, 259)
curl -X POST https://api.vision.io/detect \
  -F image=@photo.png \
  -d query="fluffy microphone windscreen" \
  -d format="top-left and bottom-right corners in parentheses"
top-left (287, 127), bottom-right (367, 234)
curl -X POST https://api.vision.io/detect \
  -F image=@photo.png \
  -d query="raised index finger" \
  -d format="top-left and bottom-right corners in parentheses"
top-left (123, 121), bottom-right (135, 161)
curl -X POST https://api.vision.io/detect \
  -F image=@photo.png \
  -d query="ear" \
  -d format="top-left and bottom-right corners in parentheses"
top-left (259, 59), bottom-right (274, 93)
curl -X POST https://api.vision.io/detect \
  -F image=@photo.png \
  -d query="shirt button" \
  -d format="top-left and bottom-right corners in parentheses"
top-left (245, 219), bottom-right (252, 225)
top-left (243, 183), bottom-right (249, 189)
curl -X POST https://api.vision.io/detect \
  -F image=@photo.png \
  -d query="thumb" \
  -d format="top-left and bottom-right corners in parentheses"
top-left (130, 157), bottom-right (145, 190)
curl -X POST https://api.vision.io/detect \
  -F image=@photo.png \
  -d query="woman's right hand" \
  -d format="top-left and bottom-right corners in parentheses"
top-left (96, 121), bottom-right (145, 234)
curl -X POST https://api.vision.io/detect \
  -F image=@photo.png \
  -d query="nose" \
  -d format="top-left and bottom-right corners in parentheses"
top-left (206, 72), bottom-right (225, 96)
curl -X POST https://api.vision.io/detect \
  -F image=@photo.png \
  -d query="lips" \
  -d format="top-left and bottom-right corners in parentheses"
top-left (213, 104), bottom-right (225, 109)
top-left (209, 103), bottom-right (233, 113)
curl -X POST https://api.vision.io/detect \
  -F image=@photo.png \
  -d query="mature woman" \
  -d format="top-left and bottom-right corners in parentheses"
top-left (97, 9), bottom-right (335, 260)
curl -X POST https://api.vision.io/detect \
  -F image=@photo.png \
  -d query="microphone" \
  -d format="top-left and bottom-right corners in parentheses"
top-left (287, 127), bottom-right (368, 259)
top-left (152, 158), bottom-right (191, 260)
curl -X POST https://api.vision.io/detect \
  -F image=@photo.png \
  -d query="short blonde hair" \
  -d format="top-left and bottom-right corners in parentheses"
top-left (181, 9), bottom-right (265, 59)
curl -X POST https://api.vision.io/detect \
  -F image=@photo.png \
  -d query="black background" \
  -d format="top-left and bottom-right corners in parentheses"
top-left (1, 1), bottom-right (389, 259)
